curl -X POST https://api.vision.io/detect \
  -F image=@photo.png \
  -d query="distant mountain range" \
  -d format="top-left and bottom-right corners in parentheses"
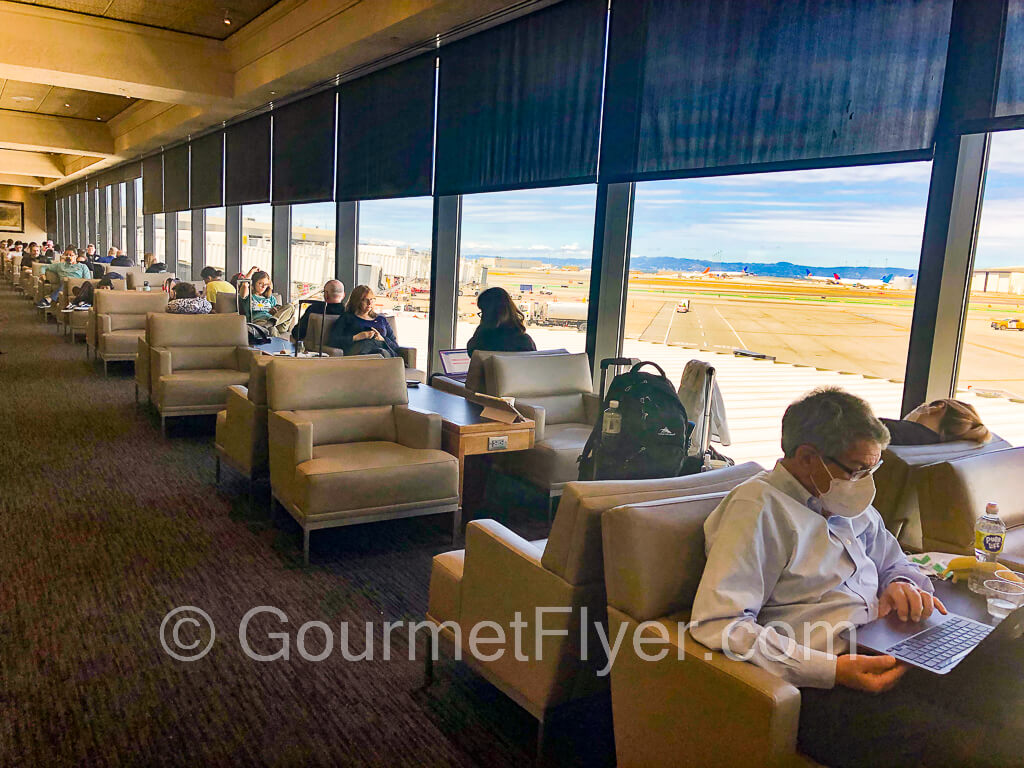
top-left (464, 254), bottom-right (915, 280)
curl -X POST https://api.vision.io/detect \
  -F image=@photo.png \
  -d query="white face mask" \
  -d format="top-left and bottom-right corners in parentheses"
top-left (815, 456), bottom-right (876, 518)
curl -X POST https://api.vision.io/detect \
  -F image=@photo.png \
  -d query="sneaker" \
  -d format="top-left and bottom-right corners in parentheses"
top-left (35, 298), bottom-right (52, 308)
top-left (74, 304), bottom-right (91, 310)
top-left (61, 307), bottom-right (74, 313)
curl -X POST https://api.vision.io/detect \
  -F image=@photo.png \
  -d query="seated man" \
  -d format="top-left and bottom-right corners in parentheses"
top-left (691, 387), bottom-right (1024, 767)
top-left (291, 279), bottom-right (346, 344)
top-left (36, 248), bottom-right (91, 308)
top-left (200, 266), bottom-right (235, 307)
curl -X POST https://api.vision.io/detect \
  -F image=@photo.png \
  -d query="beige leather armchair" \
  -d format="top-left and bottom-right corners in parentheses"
top-left (129, 271), bottom-right (173, 290)
top-left (59, 277), bottom-right (126, 339)
top-left (913, 446), bottom-right (1024, 569)
top-left (90, 290), bottom-right (168, 375)
top-left (148, 313), bottom-right (251, 435)
top-left (426, 462), bottom-right (764, 756)
top-left (874, 438), bottom-right (1010, 549)
top-left (487, 352), bottom-right (600, 509)
top-left (602, 493), bottom-right (815, 768)
top-left (302, 312), bottom-right (426, 382)
top-left (267, 356), bottom-right (459, 564)
top-left (431, 348), bottom-right (570, 397)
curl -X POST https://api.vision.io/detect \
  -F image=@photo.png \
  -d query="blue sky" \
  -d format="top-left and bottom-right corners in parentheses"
top-left (288, 131), bottom-right (1024, 270)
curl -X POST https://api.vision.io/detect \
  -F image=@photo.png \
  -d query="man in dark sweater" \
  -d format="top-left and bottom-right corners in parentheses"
top-left (292, 280), bottom-right (346, 344)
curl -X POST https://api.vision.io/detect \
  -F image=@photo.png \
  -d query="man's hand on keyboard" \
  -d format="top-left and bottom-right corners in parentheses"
top-left (879, 581), bottom-right (947, 623)
top-left (835, 654), bottom-right (908, 693)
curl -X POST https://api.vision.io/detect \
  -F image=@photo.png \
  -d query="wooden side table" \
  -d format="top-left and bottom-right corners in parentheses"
top-left (407, 384), bottom-right (535, 505)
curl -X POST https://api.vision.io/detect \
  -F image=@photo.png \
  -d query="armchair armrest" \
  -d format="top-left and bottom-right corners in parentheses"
top-left (97, 313), bottom-right (113, 336)
top-left (324, 344), bottom-right (344, 357)
top-left (152, 346), bottom-right (173, 379)
top-left (398, 345), bottom-right (417, 369)
top-left (268, 410), bottom-right (314, 506)
top-left (514, 402), bottom-right (546, 441)
top-left (431, 376), bottom-right (469, 398)
top-left (233, 346), bottom-right (253, 372)
top-left (607, 607), bottom-right (803, 768)
top-left (394, 405), bottom-right (442, 450)
top-left (583, 392), bottom-right (602, 425)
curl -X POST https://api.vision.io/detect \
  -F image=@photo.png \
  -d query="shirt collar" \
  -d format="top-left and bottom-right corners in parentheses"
top-left (768, 461), bottom-right (824, 515)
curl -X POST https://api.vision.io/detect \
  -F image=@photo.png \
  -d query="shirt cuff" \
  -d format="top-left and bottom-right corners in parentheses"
top-left (801, 648), bottom-right (839, 689)
top-left (881, 571), bottom-right (934, 594)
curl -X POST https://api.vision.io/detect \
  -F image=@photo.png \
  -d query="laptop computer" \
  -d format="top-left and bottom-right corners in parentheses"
top-left (854, 600), bottom-right (1024, 675)
top-left (438, 349), bottom-right (471, 381)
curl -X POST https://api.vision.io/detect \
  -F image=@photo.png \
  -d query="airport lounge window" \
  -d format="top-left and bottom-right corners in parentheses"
top-left (457, 185), bottom-right (598, 355)
top-left (134, 178), bottom-right (143, 257)
top-left (241, 203), bottom-right (273, 280)
top-left (358, 197), bottom-right (434, 373)
top-left (958, 130), bottom-right (1024, 444)
top-left (177, 210), bottom-right (192, 277)
top-left (104, 185), bottom-right (113, 251)
top-left (290, 203), bottom-right (336, 300)
top-left (119, 182), bottom-right (128, 251)
top-left (153, 213), bottom-right (166, 263)
top-left (204, 207), bottom-right (226, 270)
top-left (622, 164), bottom-right (930, 467)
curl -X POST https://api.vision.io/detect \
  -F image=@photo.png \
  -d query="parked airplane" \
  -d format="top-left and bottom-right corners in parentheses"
top-left (804, 270), bottom-right (899, 288)
top-left (700, 266), bottom-right (750, 278)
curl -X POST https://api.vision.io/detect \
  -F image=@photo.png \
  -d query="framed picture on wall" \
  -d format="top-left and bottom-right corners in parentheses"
top-left (0, 200), bottom-right (24, 232)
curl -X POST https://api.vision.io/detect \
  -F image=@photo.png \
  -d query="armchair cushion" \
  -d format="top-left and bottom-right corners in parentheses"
top-left (157, 369), bottom-right (250, 408)
top-left (294, 441), bottom-right (458, 517)
top-left (100, 329), bottom-right (146, 356)
top-left (498, 422), bottom-right (593, 491)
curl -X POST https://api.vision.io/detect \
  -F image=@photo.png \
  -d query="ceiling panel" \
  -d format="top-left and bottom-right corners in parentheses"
top-left (12, 0), bottom-right (283, 39)
top-left (0, 80), bottom-right (136, 121)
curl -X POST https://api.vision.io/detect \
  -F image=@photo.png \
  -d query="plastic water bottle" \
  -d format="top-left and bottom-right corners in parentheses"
top-left (142, 280), bottom-right (151, 292)
top-left (970, 502), bottom-right (1006, 593)
top-left (602, 400), bottom-right (622, 441)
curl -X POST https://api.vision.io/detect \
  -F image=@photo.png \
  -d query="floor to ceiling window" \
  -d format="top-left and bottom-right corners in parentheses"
top-left (959, 130), bottom-right (1024, 444)
top-left (358, 197), bottom-right (434, 371)
top-left (119, 182), bottom-right (128, 252)
top-left (154, 214), bottom-right (166, 266)
top-left (134, 178), bottom-right (144, 257)
top-left (205, 207), bottom-right (226, 270)
top-left (104, 186), bottom-right (113, 253)
top-left (622, 163), bottom-right (931, 466)
top-left (241, 204), bottom-right (273, 280)
top-left (290, 203), bottom-right (336, 299)
top-left (177, 211), bottom-right (192, 278)
top-left (457, 185), bottom-right (598, 355)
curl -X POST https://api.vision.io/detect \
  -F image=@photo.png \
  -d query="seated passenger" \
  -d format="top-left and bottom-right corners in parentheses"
top-left (466, 286), bottom-right (537, 356)
top-left (291, 279), bottom-right (346, 343)
top-left (881, 398), bottom-right (990, 445)
top-left (238, 270), bottom-right (295, 336)
top-left (146, 261), bottom-right (167, 274)
top-left (691, 387), bottom-right (1024, 766)
top-left (166, 282), bottom-right (212, 314)
top-left (327, 284), bottom-right (401, 357)
top-left (200, 266), bottom-right (235, 307)
top-left (110, 250), bottom-right (133, 267)
top-left (66, 281), bottom-right (96, 309)
top-left (143, 251), bottom-right (156, 269)
top-left (36, 249), bottom-right (91, 307)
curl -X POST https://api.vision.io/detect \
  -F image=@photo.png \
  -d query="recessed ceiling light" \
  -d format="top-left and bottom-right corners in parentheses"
top-left (11, 96), bottom-right (34, 102)
top-left (95, 117), bottom-right (101, 121)
top-left (64, 103), bottom-right (70, 108)
top-left (270, 91), bottom-right (276, 95)
top-left (223, 9), bottom-right (232, 25)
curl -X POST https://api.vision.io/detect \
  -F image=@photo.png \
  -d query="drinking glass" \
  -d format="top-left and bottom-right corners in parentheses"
top-left (983, 580), bottom-right (1024, 621)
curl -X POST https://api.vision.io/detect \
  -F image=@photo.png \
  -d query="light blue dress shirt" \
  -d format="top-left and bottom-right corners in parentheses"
top-left (690, 462), bottom-right (933, 689)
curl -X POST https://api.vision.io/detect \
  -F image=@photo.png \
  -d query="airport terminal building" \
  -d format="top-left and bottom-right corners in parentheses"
top-left (4, 0), bottom-right (1024, 765)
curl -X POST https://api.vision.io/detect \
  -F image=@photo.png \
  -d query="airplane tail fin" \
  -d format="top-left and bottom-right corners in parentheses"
top-left (833, 273), bottom-right (841, 281)
top-left (805, 270), bottom-right (812, 277)
top-left (883, 274), bottom-right (893, 283)
top-left (702, 267), bottom-right (711, 274)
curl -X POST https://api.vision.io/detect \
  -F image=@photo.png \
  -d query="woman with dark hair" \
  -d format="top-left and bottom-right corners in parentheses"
top-left (466, 287), bottom-right (536, 356)
top-left (882, 399), bottom-right (991, 445)
top-left (327, 284), bottom-right (401, 357)
top-left (166, 282), bottom-right (212, 314)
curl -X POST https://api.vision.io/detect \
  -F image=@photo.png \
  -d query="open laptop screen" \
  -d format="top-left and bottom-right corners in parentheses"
top-left (438, 349), bottom-right (471, 376)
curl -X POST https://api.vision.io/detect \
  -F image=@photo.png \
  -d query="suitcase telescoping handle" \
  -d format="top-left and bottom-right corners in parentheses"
top-left (598, 357), bottom-right (640, 402)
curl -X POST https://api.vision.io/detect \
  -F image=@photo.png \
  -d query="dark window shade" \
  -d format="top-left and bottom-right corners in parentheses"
top-left (225, 115), bottom-right (271, 206)
top-left (272, 90), bottom-right (336, 204)
top-left (163, 144), bottom-right (190, 213)
top-left (336, 54), bottom-right (435, 201)
top-left (435, 0), bottom-right (607, 196)
top-left (189, 132), bottom-right (224, 209)
top-left (142, 154), bottom-right (163, 214)
top-left (602, 0), bottom-right (953, 182)
top-left (997, 0), bottom-right (1024, 117)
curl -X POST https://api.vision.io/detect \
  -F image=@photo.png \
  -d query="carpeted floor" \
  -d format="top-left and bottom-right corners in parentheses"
top-left (0, 287), bottom-right (614, 767)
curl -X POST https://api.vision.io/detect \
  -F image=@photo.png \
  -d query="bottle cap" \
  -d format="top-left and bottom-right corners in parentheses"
top-left (609, 400), bottom-right (619, 408)
top-left (987, 502), bottom-right (1000, 515)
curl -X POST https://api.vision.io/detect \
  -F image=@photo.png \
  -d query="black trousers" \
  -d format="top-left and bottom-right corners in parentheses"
top-left (798, 641), bottom-right (1024, 767)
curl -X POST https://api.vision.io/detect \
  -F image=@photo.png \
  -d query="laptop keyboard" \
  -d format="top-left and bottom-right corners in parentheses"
top-left (887, 617), bottom-right (993, 670)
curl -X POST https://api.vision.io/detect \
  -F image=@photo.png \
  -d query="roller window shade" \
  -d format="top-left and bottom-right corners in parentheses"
top-left (190, 131), bottom-right (224, 209)
top-left (998, 0), bottom-right (1024, 117)
top-left (272, 90), bottom-right (336, 204)
top-left (435, 0), bottom-right (607, 196)
top-left (336, 54), bottom-right (436, 201)
top-left (142, 154), bottom-right (163, 215)
top-left (162, 144), bottom-right (190, 213)
top-left (225, 115), bottom-right (271, 206)
top-left (601, 0), bottom-right (953, 182)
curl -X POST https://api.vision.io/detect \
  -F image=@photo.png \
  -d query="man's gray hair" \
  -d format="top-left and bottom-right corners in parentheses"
top-left (781, 387), bottom-right (890, 458)
top-left (324, 280), bottom-right (345, 299)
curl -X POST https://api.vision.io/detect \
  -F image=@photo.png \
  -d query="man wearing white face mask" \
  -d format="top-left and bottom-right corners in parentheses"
top-left (692, 387), bottom-right (944, 691)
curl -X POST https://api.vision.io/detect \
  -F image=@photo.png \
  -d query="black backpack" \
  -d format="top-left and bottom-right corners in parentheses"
top-left (578, 361), bottom-right (696, 481)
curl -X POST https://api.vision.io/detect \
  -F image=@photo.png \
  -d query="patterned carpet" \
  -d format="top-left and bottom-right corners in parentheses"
top-left (0, 287), bottom-right (614, 766)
